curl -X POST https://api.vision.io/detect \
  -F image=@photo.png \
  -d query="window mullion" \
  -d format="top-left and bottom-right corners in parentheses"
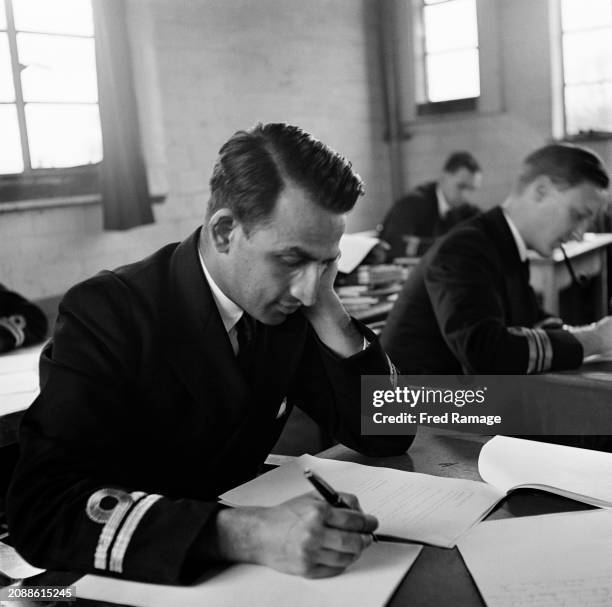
top-left (4, 0), bottom-right (31, 172)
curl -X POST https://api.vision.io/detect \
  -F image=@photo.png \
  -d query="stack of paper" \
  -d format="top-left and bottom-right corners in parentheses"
top-left (77, 542), bottom-right (422, 607)
top-left (458, 510), bottom-right (612, 606)
top-left (220, 454), bottom-right (502, 548)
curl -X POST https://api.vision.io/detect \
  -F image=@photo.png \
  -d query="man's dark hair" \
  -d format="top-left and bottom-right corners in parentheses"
top-left (207, 123), bottom-right (365, 232)
top-left (443, 151), bottom-right (481, 174)
top-left (518, 143), bottom-right (609, 190)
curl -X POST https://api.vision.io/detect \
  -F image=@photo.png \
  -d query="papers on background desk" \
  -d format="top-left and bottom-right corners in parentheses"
top-left (337, 233), bottom-right (381, 274)
top-left (76, 542), bottom-right (421, 607)
top-left (220, 454), bottom-right (502, 548)
top-left (458, 510), bottom-right (612, 607)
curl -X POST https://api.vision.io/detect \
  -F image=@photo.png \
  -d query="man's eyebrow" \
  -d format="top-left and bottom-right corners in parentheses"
top-left (277, 246), bottom-right (339, 263)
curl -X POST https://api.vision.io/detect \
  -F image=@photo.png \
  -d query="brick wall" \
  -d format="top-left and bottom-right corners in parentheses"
top-left (0, 0), bottom-right (391, 300)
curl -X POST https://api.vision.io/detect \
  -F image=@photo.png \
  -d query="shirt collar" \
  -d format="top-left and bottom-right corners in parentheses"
top-left (436, 184), bottom-right (451, 219)
top-left (501, 208), bottom-right (528, 262)
top-left (198, 249), bottom-right (243, 333)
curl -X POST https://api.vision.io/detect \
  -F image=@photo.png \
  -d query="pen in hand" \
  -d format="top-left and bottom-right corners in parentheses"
top-left (303, 468), bottom-right (378, 542)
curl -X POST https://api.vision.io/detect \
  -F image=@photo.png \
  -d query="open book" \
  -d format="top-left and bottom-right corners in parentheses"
top-left (478, 435), bottom-right (612, 508)
top-left (220, 437), bottom-right (612, 548)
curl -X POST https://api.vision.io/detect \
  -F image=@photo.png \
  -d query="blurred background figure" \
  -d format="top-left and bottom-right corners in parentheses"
top-left (379, 151), bottom-right (482, 260)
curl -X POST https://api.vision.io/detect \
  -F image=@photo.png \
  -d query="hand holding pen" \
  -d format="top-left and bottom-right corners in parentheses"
top-left (304, 468), bottom-right (379, 543)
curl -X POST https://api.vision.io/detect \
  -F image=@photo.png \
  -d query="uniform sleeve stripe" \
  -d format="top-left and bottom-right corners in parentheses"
top-left (507, 326), bottom-right (554, 374)
top-left (532, 328), bottom-right (545, 373)
top-left (90, 492), bottom-right (145, 571)
top-left (508, 326), bottom-right (536, 373)
top-left (534, 328), bottom-right (553, 372)
top-left (109, 494), bottom-right (162, 573)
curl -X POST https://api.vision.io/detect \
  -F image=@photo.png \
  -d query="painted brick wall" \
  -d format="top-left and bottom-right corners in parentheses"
top-left (394, 0), bottom-right (612, 213)
top-left (0, 0), bottom-right (391, 299)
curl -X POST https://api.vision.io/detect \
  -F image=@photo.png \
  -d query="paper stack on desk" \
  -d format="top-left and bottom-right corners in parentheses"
top-left (76, 542), bottom-right (422, 607)
top-left (221, 441), bottom-right (612, 549)
top-left (458, 510), bottom-right (612, 607)
top-left (220, 454), bottom-right (502, 548)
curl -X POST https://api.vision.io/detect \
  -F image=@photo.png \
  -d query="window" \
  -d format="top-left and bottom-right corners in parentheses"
top-left (560, 0), bottom-right (612, 136)
top-left (417, 0), bottom-right (480, 106)
top-left (0, 0), bottom-right (101, 197)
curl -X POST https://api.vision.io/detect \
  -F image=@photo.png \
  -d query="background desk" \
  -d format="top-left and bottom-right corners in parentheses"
top-left (528, 233), bottom-right (612, 318)
top-left (6, 426), bottom-right (596, 607)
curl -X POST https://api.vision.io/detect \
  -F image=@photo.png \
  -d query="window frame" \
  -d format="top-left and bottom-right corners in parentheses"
top-left (555, 0), bottom-right (612, 140)
top-left (415, 0), bottom-right (481, 114)
top-left (0, 0), bottom-right (101, 202)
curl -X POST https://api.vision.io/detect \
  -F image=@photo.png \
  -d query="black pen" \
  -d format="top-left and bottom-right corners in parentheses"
top-left (303, 468), bottom-right (378, 542)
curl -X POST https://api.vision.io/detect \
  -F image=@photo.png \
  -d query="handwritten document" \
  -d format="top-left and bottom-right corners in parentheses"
top-left (458, 510), bottom-right (612, 606)
top-left (77, 541), bottom-right (421, 607)
top-left (220, 454), bottom-right (502, 548)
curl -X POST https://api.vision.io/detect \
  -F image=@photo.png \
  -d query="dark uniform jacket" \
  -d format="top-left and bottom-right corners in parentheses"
top-left (379, 181), bottom-right (479, 260)
top-left (381, 207), bottom-right (583, 374)
top-left (0, 284), bottom-right (47, 352)
top-left (8, 229), bottom-right (412, 583)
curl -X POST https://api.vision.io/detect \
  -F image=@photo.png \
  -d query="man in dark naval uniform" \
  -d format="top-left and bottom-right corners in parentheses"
top-left (8, 124), bottom-right (412, 583)
top-left (379, 151), bottom-right (482, 260)
top-left (382, 144), bottom-right (612, 375)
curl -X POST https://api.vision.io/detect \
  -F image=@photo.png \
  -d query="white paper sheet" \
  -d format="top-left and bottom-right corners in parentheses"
top-left (220, 454), bottom-right (503, 548)
top-left (478, 435), bottom-right (612, 507)
top-left (0, 542), bottom-right (44, 580)
top-left (458, 510), bottom-right (612, 607)
top-left (0, 345), bottom-right (44, 375)
top-left (337, 233), bottom-right (380, 274)
top-left (76, 541), bottom-right (421, 607)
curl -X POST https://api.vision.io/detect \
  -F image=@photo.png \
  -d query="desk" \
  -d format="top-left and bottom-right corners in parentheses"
top-left (528, 233), bottom-right (612, 317)
top-left (6, 426), bottom-right (595, 607)
top-left (0, 344), bottom-right (43, 448)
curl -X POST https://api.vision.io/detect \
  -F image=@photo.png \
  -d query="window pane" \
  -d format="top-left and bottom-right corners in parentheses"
top-left (0, 105), bottom-right (24, 174)
top-left (563, 30), bottom-right (612, 85)
top-left (0, 3), bottom-right (6, 30)
top-left (427, 49), bottom-right (480, 101)
top-left (18, 33), bottom-right (98, 102)
top-left (424, 0), bottom-right (478, 53)
top-left (0, 34), bottom-right (15, 102)
top-left (561, 0), bottom-right (612, 32)
top-left (25, 103), bottom-right (102, 168)
top-left (13, 0), bottom-right (94, 36)
top-left (565, 83), bottom-right (612, 134)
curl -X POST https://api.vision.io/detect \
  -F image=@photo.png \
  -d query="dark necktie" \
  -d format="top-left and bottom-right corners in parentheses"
top-left (235, 313), bottom-right (256, 371)
top-left (521, 259), bottom-right (530, 279)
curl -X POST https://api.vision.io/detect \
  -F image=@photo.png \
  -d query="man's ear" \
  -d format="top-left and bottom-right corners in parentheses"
top-left (532, 175), bottom-right (552, 202)
top-left (207, 209), bottom-right (238, 253)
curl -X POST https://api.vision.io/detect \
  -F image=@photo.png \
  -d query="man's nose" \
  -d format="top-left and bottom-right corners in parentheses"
top-left (289, 264), bottom-right (321, 307)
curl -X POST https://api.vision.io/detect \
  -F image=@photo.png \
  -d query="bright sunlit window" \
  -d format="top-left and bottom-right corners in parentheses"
top-left (0, 0), bottom-right (102, 175)
top-left (420, 0), bottom-right (480, 103)
top-left (560, 0), bottom-right (612, 135)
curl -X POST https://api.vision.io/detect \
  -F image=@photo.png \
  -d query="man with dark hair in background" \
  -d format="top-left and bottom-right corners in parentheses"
top-left (379, 151), bottom-right (482, 260)
top-left (382, 143), bottom-right (612, 376)
top-left (8, 123), bottom-right (412, 583)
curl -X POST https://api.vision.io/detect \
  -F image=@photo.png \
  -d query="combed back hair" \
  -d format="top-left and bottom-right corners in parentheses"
top-left (443, 151), bottom-right (481, 174)
top-left (207, 123), bottom-right (365, 232)
top-left (517, 144), bottom-right (609, 191)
